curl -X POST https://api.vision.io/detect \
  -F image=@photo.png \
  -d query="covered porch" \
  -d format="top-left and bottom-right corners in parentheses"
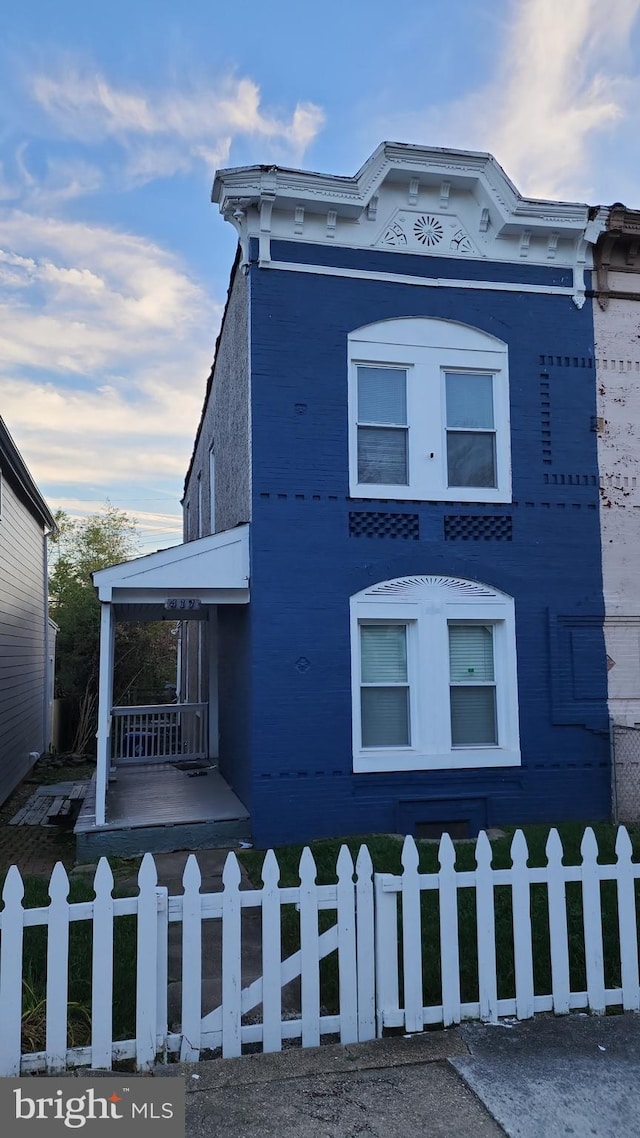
top-left (85, 527), bottom-right (250, 855)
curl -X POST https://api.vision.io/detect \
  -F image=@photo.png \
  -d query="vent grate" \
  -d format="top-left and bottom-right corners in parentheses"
top-left (349, 512), bottom-right (419, 539)
top-left (444, 515), bottom-right (513, 541)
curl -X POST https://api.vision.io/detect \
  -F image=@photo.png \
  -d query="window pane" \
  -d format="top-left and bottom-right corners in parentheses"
top-left (447, 431), bottom-right (496, 487)
top-left (361, 624), bottom-right (407, 683)
top-left (449, 625), bottom-right (494, 682)
top-left (361, 687), bottom-right (410, 746)
top-left (358, 427), bottom-right (408, 484)
top-left (450, 687), bottom-right (497, 745)
top-left (445, 373), bottom-right (494, 428)
top-left (358, 367), bottom-right (407, 424)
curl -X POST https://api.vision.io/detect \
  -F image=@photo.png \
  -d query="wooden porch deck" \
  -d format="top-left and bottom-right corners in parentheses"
top-left (75, 763), bottom-right (250, 858)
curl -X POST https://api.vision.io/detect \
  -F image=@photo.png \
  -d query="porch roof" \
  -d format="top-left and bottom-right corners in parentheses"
top-left (92, 524), bottom-right (249, 617)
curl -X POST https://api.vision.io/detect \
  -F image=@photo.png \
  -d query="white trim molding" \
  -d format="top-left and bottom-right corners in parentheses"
top-left (350, 575), bottom-right (521, 773)
top-left (267, 259), bottom-right (578, 300)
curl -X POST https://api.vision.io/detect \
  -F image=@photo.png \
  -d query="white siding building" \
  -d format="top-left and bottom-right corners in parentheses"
top-left (0, 416), bottom-right (56, 804)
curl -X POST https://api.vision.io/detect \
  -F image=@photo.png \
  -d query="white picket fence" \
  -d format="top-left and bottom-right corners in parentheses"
top-left (0, 827), bottom-right (639, 1075)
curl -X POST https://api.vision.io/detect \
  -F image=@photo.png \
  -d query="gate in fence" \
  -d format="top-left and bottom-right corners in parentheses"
top-left (1, 827), bottom-right (639, 1074)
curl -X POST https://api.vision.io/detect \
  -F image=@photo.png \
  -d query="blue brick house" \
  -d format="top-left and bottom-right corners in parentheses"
top-left (92, 143), bottom-right (611, 852)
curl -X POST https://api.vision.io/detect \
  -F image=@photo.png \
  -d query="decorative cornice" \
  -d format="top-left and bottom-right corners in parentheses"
top-left (212, 143), bottom-right (606, 300)
top-left (593, 205), bottom-right (640, 308)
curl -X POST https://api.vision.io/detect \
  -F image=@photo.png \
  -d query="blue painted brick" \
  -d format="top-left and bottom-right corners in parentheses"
top-left (235, 259), bottom-right (608, 848)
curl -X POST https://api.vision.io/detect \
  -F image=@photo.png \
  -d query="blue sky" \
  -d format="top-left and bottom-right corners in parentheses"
top-left (2, 0), bottom-right (640, 551)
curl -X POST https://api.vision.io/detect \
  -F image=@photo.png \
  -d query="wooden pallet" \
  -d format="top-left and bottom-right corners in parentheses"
top-left (9, 782), bottom-right (89, 826)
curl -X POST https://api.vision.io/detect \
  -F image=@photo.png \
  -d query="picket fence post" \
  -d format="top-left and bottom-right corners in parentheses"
top-left (336, 845), bottom-right (358, 1045)
top-left (581, 828), bottom-right (606, 1014)
top-left (180, 854), bottom-right (203, 1062)
top-left (355, 845), bottom-right (376, 1041)
top-left (615, 827), bottom-right (640, 1012)
top-left (373, 871), bottom-right (398, 1037)
top-left (46, 862), bottom-right (70, 1072)
top-left (0, 866), bottom-right (25, 1076)
top-left (438, 833), bottom-right (461, 1026)
top-left (136, 853), bottom-right (159, 1070)
top-left (546, 829), bottom-right (570, 1015)
top-left (401, 836), bottom-right (423, 1033)
top-left (511, 830), bottom-right (534, 1020)
top-left (475, 831), bottom-right (498, 1022)
top-left (299, 847), bottom-right (320, 1048)
top-left (91, 858), bottom-right (115, 1069)
top-left (261, 849), bottom-right (282, 1053)
top-left (221, 852), bottom-right (242, 1059)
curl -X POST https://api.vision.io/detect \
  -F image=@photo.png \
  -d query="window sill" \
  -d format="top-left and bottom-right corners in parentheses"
top-left (352, 484), bottom-right (511, 504)
top-left (353, 747), bottom-right (521, 773)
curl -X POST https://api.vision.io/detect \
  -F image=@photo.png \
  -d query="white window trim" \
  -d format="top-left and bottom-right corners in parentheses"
top-left (348, 317), bottom-right (511, 503)
top-left (350, 575), bottom-right (521, 773)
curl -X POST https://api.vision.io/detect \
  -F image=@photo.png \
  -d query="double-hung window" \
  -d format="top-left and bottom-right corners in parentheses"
top-left (349, 317), bottom-right (511, 502)
top-left (351, 575), bottom-right (520, 772)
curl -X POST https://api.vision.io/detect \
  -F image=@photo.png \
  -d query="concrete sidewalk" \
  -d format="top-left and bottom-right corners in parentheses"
top-left (154, 1013), bottom-right (640, 1137)
top-left (156, 1031), bottom-right (504, 1137)
top-left (454, 1012), bottom-right (640, 1138)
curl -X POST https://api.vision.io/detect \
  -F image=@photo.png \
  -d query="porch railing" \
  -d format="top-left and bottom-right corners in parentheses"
top-left (110, 703), bottom-right (208, 765)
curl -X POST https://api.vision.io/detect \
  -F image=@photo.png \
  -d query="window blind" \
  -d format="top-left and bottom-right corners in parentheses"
top-left (360, 624), bottom-right (410, 746)
top-left (357, 367), bottom-right (407, 424)
top-left (445, 373), bottom-right (494, 429)
top-left (449, 624), bottom-right (497, 745)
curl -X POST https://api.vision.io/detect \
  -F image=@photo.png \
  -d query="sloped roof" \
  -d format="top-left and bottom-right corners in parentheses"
top-left (0, 416), bottom-right (56, 531)
top-left (93, 524), bottom-right (249, 604)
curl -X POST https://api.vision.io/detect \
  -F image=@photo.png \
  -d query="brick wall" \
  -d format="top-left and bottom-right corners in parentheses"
top-left (246, 247), bottom-right (609, 846)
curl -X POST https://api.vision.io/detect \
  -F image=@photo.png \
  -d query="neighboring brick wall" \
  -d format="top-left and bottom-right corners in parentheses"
top-left (245, 246), bottom-right (609, 847)
top-left (593, 289), bottom-right (640, 728)
top-left (183, 265), bottom-right (250, 538)
top-left (180, 265), bottom-right (252, 804)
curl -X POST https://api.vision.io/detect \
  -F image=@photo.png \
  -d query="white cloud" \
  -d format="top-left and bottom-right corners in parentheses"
top-left (29, 68), bottom-right (325, 183)
top-left (0, 210), bottom-right (213, 371)
top-left (0, 210), bottom-right (217, 506)
top-left (373, 0), bottom-right (640, 201)
top-left (0, 58), bottom-right (325, 547)
top-left (483, 0), bottom-right (640, 198)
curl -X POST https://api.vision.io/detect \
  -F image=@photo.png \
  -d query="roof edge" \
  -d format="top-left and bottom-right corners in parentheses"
top-left (0, 417), bottom-right (56, 531)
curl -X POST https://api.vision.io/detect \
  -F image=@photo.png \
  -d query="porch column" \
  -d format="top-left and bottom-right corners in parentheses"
top-left (95, 601), bottom-right (115, 826)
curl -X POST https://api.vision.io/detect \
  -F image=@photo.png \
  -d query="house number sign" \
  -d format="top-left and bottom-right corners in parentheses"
top-left (164, 598), bottom-right (202, 611)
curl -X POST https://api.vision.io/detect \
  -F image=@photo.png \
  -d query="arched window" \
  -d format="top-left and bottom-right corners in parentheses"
top-left (348, 317), bottom-right (511, 502)
top-left (351, 575), bottom-right (520, 772)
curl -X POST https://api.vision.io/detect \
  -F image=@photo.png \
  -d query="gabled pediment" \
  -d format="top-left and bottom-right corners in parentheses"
top-left (93, 525), bottom-right (249, 603)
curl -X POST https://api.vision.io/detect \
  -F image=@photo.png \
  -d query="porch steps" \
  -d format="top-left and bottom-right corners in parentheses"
top-left (75, 817), bottom-right (252, 860)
